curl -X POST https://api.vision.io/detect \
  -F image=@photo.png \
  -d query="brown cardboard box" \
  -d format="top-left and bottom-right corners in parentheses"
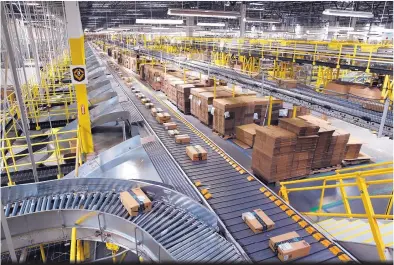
top-left (242, 209), bottom-right (275, 234)
top-left (119, 188), bottom-right (152, 216)
top-left (145, 103), bottom-right (154, 109)
top-left (269, 231), bottom-right (311, 262)
top-left (277, 78), bottom-right (298, 89)
top-left (151, 108), bottom-right (163, 117)
top-left (198, 90), bottom-right (232, 126)
top-left (324, 81), bottom-right (352, 98)
top-left (136, 93), bottom-right (145, 99)
top-left (175, 134), bottom-right (191, 144)
top-left (345, 137), bottom-right (363, 159)
top-left (168, 129), bottom-right (180, 137)
top-left (141, 98), bottom-right (151, 104)
top-left (186, 145), bottom-right (207, 161)
top-left (279, 118), bottom-right (320, 136)
top-left (163, 122), bottom-right (177, 130)
top-left (236, 123), bottom-right (261, 147)
top-left (156, 112), bottom-right (171, 124)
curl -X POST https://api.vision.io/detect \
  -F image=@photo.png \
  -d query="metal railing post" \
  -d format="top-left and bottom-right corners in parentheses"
top-left (356, 176), bottom-right (386, 260)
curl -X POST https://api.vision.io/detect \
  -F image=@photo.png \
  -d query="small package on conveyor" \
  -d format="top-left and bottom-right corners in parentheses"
top-left (136, 93), bottom-right (145, 99)
top-left (119, 188), bottom-right (152, 216)
top-left (241, 209), bottom-right (275, 234)
top-left (151, 107), bottom-right (163, 117)
top-left (269, 231), bottom-right (311, 262)
top-left (186, 145), bottom-right (207, 161)
top-left (175, 134), bottom-right (191, 144)
top-left (164, 122), bottom-right (177, 130)
top-left (156, 112), bottom-right (171, 124)
top-left (141, 98), bottom-right (151, 104)
top-left (168, 129), bottom-right (180, 137)
top-left (132, 88), bottom-right (140, 93)
top-left (145, 103), bottom-right (154, 109)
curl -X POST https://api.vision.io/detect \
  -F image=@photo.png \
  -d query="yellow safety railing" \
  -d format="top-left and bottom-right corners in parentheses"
top-left (278, 162), bottom-right (393, 260)
top-left (0, 128), bottom-right (82, 185)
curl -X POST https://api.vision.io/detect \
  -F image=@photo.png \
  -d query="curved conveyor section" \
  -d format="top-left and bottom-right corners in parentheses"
top-left (1, 178), bottom-right (244, 263)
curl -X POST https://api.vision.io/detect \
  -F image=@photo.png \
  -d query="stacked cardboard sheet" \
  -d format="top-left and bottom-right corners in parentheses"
top-left (328, 128), bottom-right (350, 166)
top-left (252, 126), bottom-right (297, 182)
top-left (236, 123), bottom-right (261, 148)
top-left (198, 90), bottom-right (232, 126)
top-left (212, 97), bottom-right (246, 136)
top-left (345, 137), bottom-right (363, 159)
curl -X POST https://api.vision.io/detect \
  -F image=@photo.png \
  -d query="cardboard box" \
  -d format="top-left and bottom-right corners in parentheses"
top-left (186, 145), bottom-right (207, 161)
top-left (145, 103), bottom-right (154, 109)
top-left (156, 112), bottom-right (171, 124)
top-left (242, 209), bottom-right (275, 234)
top-left (151, 108), bottom-right (163, 117)
top-left (269, 231), bottom-right (311, 262)
top-left (345, 137), bottom-right (363, 159)
top-left (141, 98), bottom-right (151, 104)
top-left (168, 129), bottom-right (180, 137)
top-left (279, 118), bottom-right (320, 136)
top-left (175, 134), bottom-right (191, 144)
top-left (119, 188), bottom-right (152, 216)
top-left (163, 122), bottom-right (177, 130)
top-left (236, 123), bottom-right (261, 147)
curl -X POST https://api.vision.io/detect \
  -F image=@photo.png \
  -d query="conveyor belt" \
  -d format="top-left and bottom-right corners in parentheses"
top-left (2, 178), bottom-right (243, 262)
top-left (98, 45), bottom-right (356, 263)
top-left (128, 45), bottom-right (392, 137)
top-left (29, 119), bottom-right (73, 130)
top-left (1, 164), bottom-right (74, 186)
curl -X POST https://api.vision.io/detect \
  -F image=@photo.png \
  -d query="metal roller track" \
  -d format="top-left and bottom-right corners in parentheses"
top-left (131, 46), bottom-right (392, 137)
top-left (95, 44), bottom-right (357, 263)
top-left (1, 178), bottom-right (243, 263)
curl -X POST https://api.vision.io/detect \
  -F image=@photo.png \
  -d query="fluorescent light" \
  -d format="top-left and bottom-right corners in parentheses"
top-left (323, 9), bottom-right (374, 18)
top-left (245, 18), bottom-right (281, 24)
top-left (25, 2), bottom-right (40, 6)
top-left (197, 22), bottom-right (226, 27)
top-left (249, 2), bottom-right (265, 5)
top-left (248, 8), bottom-right (265, 11)
top-left (327, 26), bottom-right (354, 32)
top-left (168, 9), bottom-right (240, 19)
top-left (136, 19), bottom-right (184, 25)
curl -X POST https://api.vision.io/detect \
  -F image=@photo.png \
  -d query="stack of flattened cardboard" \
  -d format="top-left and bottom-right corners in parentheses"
top-left (279, 118), bottom-right (320, 177)
top-left (279, 118), bottom-right (320, 136)
top-left (236, 123), bottom-right (261, 147)
top-left (298, 115), bottom-right (335, 169)
top-left (167, 79), bottom-right (185, 104)
top-left (345, 137), bottom-right (363, 159)
top-left (176, 84), bottom-right (195, 114)
top-left (198, 90), bottom-right (232, 126)
top-left (190, 88), bottom-right (208, 117)
top-left (212, 97), bottom-right (246, 136)
top-left (324, 81), bottom-right (355, 99)
top-left (329, 129), bottom-right (350, 165)
top-left (252, 126), bottom-right (297, 182)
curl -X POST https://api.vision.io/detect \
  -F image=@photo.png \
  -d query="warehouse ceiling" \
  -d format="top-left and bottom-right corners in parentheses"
top-left (78, 1), bottom-right (393, 30)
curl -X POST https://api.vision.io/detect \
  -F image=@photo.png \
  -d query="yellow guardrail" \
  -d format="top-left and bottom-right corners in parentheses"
top-left (278, 162), bottom-right (393, 260)
top-left (0, 128), bottom-right (82, 186)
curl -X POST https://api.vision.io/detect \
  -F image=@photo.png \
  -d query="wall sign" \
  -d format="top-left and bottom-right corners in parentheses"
top-left (70, 65), bottom-right (88, 84)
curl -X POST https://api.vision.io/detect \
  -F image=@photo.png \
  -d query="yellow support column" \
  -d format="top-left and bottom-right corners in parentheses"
top-left (292, 105), bottom-right (297, 118)
top-left (356, 177), bottom-right (386, 260)
top-left (40, 244), bottom-right (47, 263)
top-left (65, 2), bottom-right (94, 154)
top-left (70, 227), bottom-right (77, 264)
top-left (213, 76), bottom-right (217, 99)
top-left (267, 96), bottom-right (273, 125)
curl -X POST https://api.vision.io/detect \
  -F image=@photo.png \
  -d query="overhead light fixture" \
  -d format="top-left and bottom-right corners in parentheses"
top-left (136, 19), bottom-right (184, 25)
top-left (245, 18), bottom-right (281, 24)
top-left (168, 9), bottom-right (240, 19)
top-left (248, 8), bottom-right (265, 11)
top-left (197, 22), bottom-right (226, 27)
top-left (323, 9), bottom-right (374, 18)
top-left (249, 2), bottom-right (265, 5)
top-left (327, 26), bottom-right (354, 32)
top-left (25, 2), bottom-right (40, 6)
